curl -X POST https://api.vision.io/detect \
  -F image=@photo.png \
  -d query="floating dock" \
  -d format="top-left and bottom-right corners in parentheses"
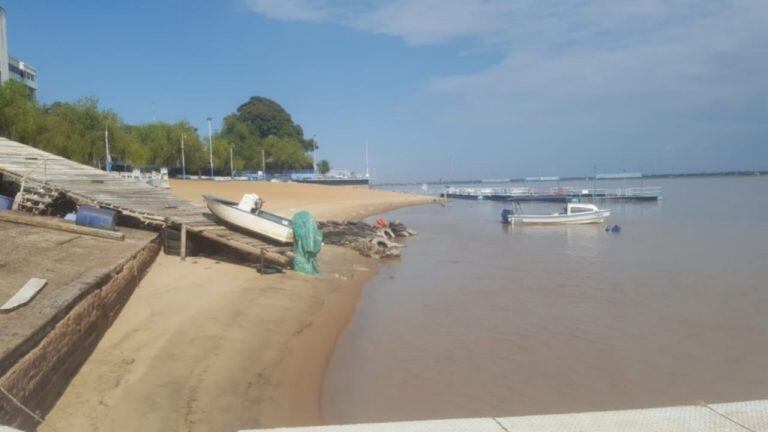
top-left (244, 399), bottom-right (768, 432)
top-left (442, 172), bottom-right (661, 202)
top-left (442, 186), bottom-right (661, 203)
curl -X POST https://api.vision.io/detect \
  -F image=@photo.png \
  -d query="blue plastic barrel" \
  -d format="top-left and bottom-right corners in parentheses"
top-left (0, 194), bottom-right (13, 210)
top-left (76, 205), bottom-right (117, 231)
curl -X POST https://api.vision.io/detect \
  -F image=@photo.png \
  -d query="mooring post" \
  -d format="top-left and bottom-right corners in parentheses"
top-left (180, 224), bottom-right (187, 261)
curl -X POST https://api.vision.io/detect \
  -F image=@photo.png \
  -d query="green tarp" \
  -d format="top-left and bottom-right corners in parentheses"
top-left (292, 211), bottom-right (322, 275)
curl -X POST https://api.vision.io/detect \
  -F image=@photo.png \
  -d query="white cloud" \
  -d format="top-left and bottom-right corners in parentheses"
top-left (246, 0), bottom-right (768, 175)
top-left (245, 1), bottom-right (742, 48)
top-left (246, 0), bottom-right (334, 23)
top-left (350, 0), bottom-right (514, 45)
top-left (428, 1), bottom-right (767, 103)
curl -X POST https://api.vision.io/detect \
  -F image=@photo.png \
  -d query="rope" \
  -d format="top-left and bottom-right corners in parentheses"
top-left (492, 417), bottom-right (511, 432)
top-left (0, 384), bottom-right (63, 432)
top-left (703, 403), bottom-right (758, 432)
top-left (0, 384), bottom-right (45, 425)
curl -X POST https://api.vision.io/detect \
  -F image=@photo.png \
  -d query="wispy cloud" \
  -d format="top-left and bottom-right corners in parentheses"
top-left (247, 0), bottom-right (768, 175)
top-left (246, 0), bottom-right (334, 23)
top-left (245, 1), bottom-right (737, 47)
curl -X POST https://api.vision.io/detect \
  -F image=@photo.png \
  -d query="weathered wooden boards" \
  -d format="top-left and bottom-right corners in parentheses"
top-left (0, 138), bottom-right (202, 220)
top-left (0, 138), bottom-right (291, 267)
top-left (0, 278), bottom-right (47, 312)
top-left (187, 224), bottom-right (292, 267)
top-left (0, 211), bottom-right (125, 241)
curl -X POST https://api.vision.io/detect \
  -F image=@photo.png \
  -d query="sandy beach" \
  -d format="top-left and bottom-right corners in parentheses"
top-left (43, 181), bottom-right (433, 431)
top-left (169, 179), bottom-right (432, 221)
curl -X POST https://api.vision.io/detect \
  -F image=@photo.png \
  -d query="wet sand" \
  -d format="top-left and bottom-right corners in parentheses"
top-left (43, 181), bottom-right (433, 431)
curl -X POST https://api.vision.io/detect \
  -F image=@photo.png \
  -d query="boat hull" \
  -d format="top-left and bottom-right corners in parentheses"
top-left (505, 210), bottom-right (611, 225)
top-left (204, 196), bottom-right (294, 244)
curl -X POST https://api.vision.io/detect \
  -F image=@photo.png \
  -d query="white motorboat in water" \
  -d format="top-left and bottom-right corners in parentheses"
top-left (502, 203), bottom-right (610, 225)
top-left (203, 194), bottom-right (293, 243)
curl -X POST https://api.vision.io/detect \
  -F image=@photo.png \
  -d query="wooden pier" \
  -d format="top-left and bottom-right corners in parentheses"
top-left (0, 138), bottom-right (291, 268)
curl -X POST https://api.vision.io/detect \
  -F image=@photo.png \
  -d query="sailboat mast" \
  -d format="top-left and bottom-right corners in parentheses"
top-left (365, 139), bottom-right (370, 178)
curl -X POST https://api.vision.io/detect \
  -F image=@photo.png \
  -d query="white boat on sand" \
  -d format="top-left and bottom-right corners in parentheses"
top-left (502, 203), bottom-right (610, 225)
top-left (204, 194), bottom-right (293, 244)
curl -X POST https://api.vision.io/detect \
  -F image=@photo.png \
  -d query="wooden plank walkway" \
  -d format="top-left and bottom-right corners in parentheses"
top-left (0, 138), bottom-right (291, 267)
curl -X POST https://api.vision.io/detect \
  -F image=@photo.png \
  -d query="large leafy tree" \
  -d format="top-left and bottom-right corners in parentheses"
top-left (223, 96), bottom-right (304, 141)
top-left (219, 96), bottom-right (314, 171)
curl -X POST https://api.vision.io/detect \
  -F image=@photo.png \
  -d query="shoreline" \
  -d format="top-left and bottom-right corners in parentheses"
top-left (43, 181), bottom-right (434, 431)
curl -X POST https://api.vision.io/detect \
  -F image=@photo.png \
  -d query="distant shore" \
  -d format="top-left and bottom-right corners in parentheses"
top-left (43, 181), bottom-right (435, 431)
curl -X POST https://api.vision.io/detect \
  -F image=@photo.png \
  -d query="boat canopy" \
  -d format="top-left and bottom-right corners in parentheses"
top-left (567, 203), bottom-right (600, 214)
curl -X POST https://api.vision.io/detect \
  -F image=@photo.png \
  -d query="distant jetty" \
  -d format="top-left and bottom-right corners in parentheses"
top-left (376, 169), bottom-right (766, 187)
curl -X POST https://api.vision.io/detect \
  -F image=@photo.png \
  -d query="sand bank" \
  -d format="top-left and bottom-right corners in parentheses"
top-left (169, 179), bottom-right (433, 221)
top-left (43, 182), bottom-right (433, 431)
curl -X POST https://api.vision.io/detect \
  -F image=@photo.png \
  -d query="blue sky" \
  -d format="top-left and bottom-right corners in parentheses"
top-left (3, 0), bottom-right (766, 181)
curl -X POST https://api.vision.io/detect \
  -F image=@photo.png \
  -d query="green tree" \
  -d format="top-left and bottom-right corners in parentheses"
top-left (0, 81), bottom-right (40, 144)
top-left (223, 96), bottom-right (304, 141)
top-left (219, 96), bottom-right (315, 171)
top-left (317, 159), bottom-right (331, 174)
top-left (0, 86), bottom-right (315, 174)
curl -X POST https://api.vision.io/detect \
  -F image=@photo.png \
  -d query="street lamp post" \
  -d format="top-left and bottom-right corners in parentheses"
top-left (230, 143), bottom-right (234, 179)
top-left (207, 117), bottom-right (213, 178)
top-left (261, 148), bottom-right (266, 178)
top-left (180, 134), bottom-right (186, 179)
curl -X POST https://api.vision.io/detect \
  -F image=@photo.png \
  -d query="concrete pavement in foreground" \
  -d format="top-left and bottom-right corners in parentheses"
top-left (244, 400), bottom-right (767, 432)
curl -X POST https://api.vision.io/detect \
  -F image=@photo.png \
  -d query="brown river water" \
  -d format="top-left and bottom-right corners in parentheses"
top-left (322, 176), bottom-right (768, 424)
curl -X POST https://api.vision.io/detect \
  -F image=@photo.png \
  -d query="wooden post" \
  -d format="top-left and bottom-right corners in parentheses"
top-left (180, 224), bottom-right (187, 261)
top-left (260, 248), bottom-right (265, 275)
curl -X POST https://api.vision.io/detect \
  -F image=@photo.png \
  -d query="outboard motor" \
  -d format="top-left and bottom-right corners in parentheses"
top-left (501, 209), bottom-right (513, 224)
top-left (237, 193), bottom-right (263, 214)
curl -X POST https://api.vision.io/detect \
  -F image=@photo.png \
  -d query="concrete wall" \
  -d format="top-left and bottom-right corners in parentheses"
top-left (0, 238), bottom-right (161, 431)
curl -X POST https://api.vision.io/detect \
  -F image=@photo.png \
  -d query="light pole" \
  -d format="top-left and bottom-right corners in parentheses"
top-left (312, 134), bottom-right (317, 174)
top-left (206, 117), bottom-right (213, 178)
top-left (230, 143), bottom-right (234, 179)
top-left (180, 134), bottom-right (186, 179)
top-left (261, 148), bottom-right (266, 179)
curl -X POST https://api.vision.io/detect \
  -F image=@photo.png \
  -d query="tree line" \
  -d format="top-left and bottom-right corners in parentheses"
top-left (0, 82), bottom-right (319, 174)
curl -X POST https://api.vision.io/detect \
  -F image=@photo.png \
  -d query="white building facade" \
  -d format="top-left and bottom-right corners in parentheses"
top-left (0, 7), bottom-right (37, 97)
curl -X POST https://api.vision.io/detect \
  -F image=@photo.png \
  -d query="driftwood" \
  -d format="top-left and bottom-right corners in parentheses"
top-left (0, 211), bottom-right (125, 241)
top-left (319, 220), bottom-right (417, 258)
